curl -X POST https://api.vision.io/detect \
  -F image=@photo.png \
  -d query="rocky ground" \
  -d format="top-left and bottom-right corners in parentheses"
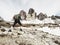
top-left (0, 26), bottom-right (60, 45)
top-left (0, 17), bottom-right (60, 45)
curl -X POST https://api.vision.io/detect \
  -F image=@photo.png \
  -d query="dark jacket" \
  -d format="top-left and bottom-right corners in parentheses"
top-left (13, 14), bottom-right (21, 20)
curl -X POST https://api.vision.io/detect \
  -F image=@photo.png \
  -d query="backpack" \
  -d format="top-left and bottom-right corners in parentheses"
top-left (13, 14), bottom-right (20, 20)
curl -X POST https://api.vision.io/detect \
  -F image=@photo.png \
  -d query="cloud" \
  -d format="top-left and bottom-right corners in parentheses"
top-left (0, 0), bottom-right (60, 21)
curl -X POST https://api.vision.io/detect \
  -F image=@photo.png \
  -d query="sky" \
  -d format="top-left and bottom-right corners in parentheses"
top-left (0, 0), bottom-right (60, 21)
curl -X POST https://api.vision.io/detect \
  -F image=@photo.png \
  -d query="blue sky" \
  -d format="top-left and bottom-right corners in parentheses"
top-left (0, 0), bottom-right (60, 21)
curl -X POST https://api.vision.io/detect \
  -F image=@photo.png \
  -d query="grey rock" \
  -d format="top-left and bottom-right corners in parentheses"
top-left (20, 10), bottom-right (26, 20)
top-left (1, 28), bottom-right (6, 32)
top-left (37, 12), bottom-right (47, 20)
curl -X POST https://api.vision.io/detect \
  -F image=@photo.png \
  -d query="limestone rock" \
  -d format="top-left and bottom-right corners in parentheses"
top-left (37, 12), bottom-right (47, 20)
top-left (20, 10), bottom-right (26, 20)
top-left (27, 8), bottom-right (36, 20)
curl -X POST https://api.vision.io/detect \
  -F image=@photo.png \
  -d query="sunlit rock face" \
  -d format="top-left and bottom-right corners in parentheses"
top-left (37, 12), bottom-right (47, 20)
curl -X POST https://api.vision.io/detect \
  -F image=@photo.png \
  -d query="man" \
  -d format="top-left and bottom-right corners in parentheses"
top-left (13, 14), bottom-right (22, 27)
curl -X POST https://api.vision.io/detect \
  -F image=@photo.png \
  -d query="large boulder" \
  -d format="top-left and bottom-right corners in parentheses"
top-left (37, 12), bottom-right (47, 20)
top-left (28, 8), bottom-right (34, 15)
top-left (28, 8), bottom-right (37, 17)
top-left (55, 16), bottom-right (60, 19)
top-left (51, 15), bottom-right (60, 20)
top-left (20, 10), bottom-right (26, 20)
top-left (27, 8), bottom-right (36, 20)
top-left (51, 15), bottom-right (60, 24)
top-left (51, 15), bottom-right (56, 20)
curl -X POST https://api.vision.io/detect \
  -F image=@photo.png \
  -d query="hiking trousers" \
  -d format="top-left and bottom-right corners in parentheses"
top-left (13, 19), bottom-right (22, 27)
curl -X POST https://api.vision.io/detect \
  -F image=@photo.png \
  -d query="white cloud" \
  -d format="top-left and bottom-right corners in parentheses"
top-left (0, 0), bottom-right (60, 21)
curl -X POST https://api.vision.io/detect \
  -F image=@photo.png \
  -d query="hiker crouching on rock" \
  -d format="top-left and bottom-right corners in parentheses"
top-left (13, 14), bottom-right (22, 27)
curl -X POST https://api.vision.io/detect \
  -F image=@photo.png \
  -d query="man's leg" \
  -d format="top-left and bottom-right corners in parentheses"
top-left (13, 20), bottom-right (17, 27)
top-left (18, 20), bottom-right (22, 26)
